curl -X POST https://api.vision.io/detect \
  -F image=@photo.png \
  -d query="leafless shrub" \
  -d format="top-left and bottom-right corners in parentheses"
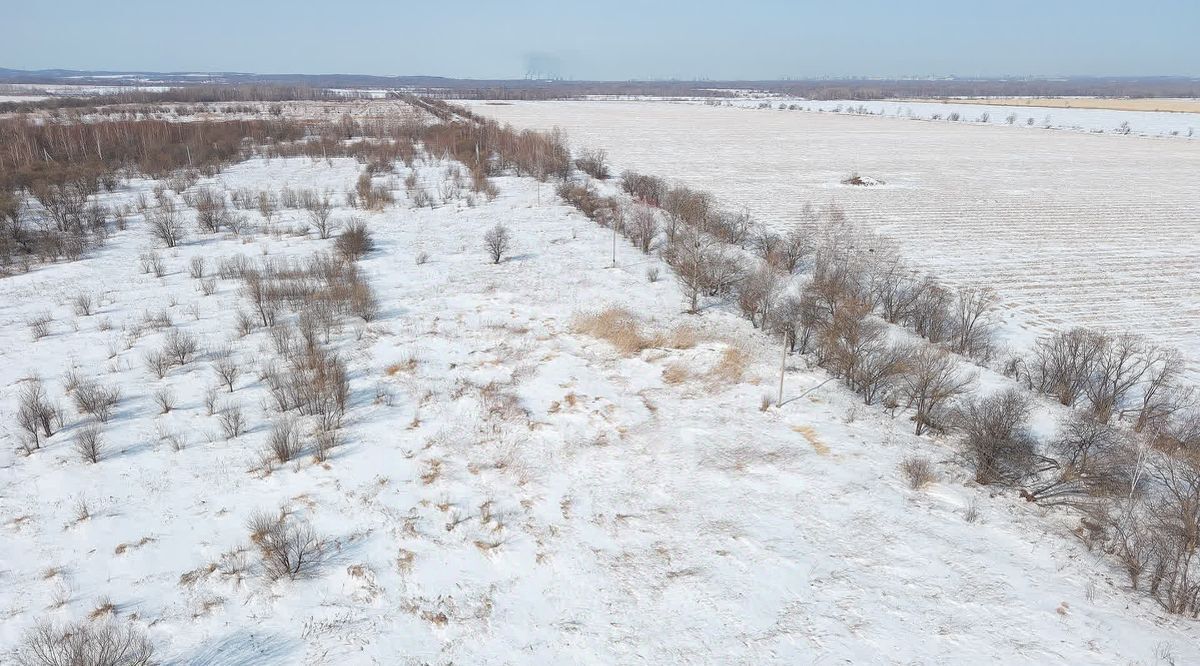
top-left (219, 405), bottom-right (246, 438)
top-left (349, 281), bottom-right (380, 322)
top-left (188, 256), bottom-right (205, 279)
top-left (1133, 348), bottom-right (1194, 433)
top-left (235, 309), bottom-right (256, 336)
top-left (265, 344), bottom-right (349, 430)
top-left (186, 187), bottom-right (232, 233)
top-left (1083, 332), bottom-right (1153, 424)
top-left (73, 380), bottom-right (121, 422)
top-left (15, 618), bottom-right (155, 666)
top-left (849, 340), bottom-right (910, 406)
top-left (154, 388), bottom-right (176, 414)
top-left (355, 173), bottom-right (394, 210)
top-left (625, 205), bottom-right (659, 253)
top-left (314, 429), bottom-right (340, 462)
top-left (901, 456), bottom-right (937, 489)
top-left (256, 512), bottom-right (324, 580)
top-left (203, 387), bottom-right (219, 416)
top-left (415, 251), bottom-right (429, 265)
top-left (28, 312), bottom-right (52, 340)
top-left (1029, 328), bottom-right (1108, 406)
top-left (164, 329), bottom-right (199, 366)
top-left (257, 191), bottom-right (277, 222)
top-left (951, 285), bottom-right (998, 359)
top-left (72, 292), bottom-right (95, 317)
top-left (620, 170), bottom-right (667, 206)
top-left (212, 348), bottom-right (241, 392)
top-left (62, 367), bottom-right (84, 394)
top-left (199, 277), bottom-right (217, 296)
top-left (900, 346), bottom-right (975, 435)
top-left (1021, 413), bottom-right (1135, 505)
top-left (646, 266), bottom-right (660, 282)
top-left (662, 230), bottom-right (744, 313)
top-left (304, 192), bottom-right (336, 239)
top-left (484, 224), bottom-right (511, 264)
top-left (335, 218), bottom-right (374, 260)
top-left (73, 424), bottom-right (104, 463)
top-left (736, 266), bottom-right (780, 329)
top-left (143, 350), bottom-right (170, 379)
top-left (138, 251), bottom-right (166, 278)
top-left (17, 379), bottom-right (59, 448)
top-left (575, 148), bottom-right (610, 179)
top-left (956, 389), bottom-right (1038, 485)
top-left (147, 198), bottom-right (185, 248)
top-left (267, 419), bottom-right (303, 463)
top-left (905, 278), bottom-right (954, 344)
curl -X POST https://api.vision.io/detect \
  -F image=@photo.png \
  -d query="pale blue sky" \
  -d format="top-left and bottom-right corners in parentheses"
top-left (3, 0), bottom-right (1197, 79)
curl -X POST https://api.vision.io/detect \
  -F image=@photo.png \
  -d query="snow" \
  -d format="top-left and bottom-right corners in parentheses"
top-left (466, 99), bottom-right (1200, 378)
top-left (3, 153), bottom-right (1200, 664)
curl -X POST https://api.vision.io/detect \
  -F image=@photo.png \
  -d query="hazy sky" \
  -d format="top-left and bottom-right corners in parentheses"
top-left (4, 0), bottom-right (1197, 79)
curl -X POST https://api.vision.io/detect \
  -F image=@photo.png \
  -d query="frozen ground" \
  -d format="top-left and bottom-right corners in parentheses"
top-left (467, 100), bottom-right (1200, 375)
top-left (2, 155), bottom-right (1200, 663)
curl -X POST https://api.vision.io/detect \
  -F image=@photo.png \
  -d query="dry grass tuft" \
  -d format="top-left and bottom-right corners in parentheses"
top-left (900, 456), bottom-right (938, 490)
top-left (709, 345), bottom-right (750, 383)
top-left (385, 356), bottom-right (419, 376)
top-left (662, 363), bottom-right (690, 385)
top-left (573, 308), bottom-right (702, 357)
top-left (572, 307), bottom-right (653, 355)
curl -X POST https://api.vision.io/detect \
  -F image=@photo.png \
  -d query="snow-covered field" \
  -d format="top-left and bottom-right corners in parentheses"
top-left (467, 100), bottom-right (1200, 373)
top-left (3, 151), bottom-right (1200, 663)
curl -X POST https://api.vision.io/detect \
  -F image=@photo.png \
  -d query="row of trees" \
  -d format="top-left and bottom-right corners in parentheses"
top-left (543, 121), bottom-right (1200, 616)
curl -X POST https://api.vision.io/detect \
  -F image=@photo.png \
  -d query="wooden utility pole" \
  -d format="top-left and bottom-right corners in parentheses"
top-left (777, 334), bottom-right (788, 407)
top-left (611, 222), bottom-right (617, 267)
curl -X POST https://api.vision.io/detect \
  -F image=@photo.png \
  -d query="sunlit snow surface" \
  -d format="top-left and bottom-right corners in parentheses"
top-left (468, 99), bottom-right (1200, 374)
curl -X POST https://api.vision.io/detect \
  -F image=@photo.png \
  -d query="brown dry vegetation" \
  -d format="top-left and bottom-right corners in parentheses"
top-left (572, 307), bottom-right (698, 356)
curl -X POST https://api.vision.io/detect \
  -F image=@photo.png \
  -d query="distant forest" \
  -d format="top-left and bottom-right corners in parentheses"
top-left (2, 67), bottom-right (1197, 102)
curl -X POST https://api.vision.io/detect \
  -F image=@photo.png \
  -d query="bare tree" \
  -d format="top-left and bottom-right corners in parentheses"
top-left (1084, 332), bottom-right (1152, 424)
top-left (17, 379), bottom-right (58, 448)
top-left (268, 419), bottom-right (302, 463)
top-left (73, 424), bottom-right (104, 463)
top-left (212, 348), bottom-right (241, 392)
top-left (16, 619), bottom-right (155, 666)
top-left (153, 388), bottom-right (176, 414)
top-left (72, 380), bottom-right (121, 422)
top-left (575, 148), bottom-right (610, 179)
top-left (1133, 348), bottom-right (1195, 433)
top-left (1020, 413), bottom-right (1134, 505)
top-left (625, 205), bottom-right (659, 253)
top-left (1030, 328), bottom-right (1107, 406)
top-left (951, 285), bottom-right (998, 359)
top-left (736, 266), bottom-right (780, 328)
top-left (901, 346), bottom-right (976, 435)
top-left (304, 192), bottom-right (336, 239)
top-left (955, 389), bottom-right (1038, 485)
top-left (335, 218), bottom-right (374, 260)
top-left (484, 223), bottom-right (511, 264)
top-left (164, 329), bottom-right (199, 366)
top-left (256, 512), bottom-right (324, 580)
top-left (147, 199), bottom-right (185, 248)
top-left (219, 405), bottom-right (246, 438)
